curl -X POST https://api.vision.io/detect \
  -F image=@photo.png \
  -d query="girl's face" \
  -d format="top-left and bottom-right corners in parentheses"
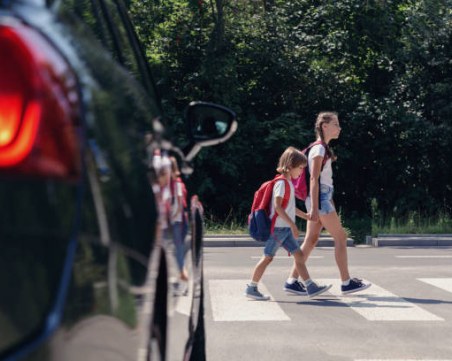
top-left (289, 164), bottom-right (304, 179)
top-left (323, 116), bottom-right (341, 140)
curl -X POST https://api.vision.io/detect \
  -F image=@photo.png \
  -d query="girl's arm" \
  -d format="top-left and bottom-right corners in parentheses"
top-left (274, 196), bottom-right (299, 239)
top-left (309, 155), bottom-right (323, 222)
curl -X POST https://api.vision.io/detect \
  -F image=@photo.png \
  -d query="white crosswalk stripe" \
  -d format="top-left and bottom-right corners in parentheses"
top-left (355, 359), bottom-right (452, 361)
top-left (208, 279), bottom-right (290, 321)
top-left (396, 255), bottom-right (452, 258)
top-left (418, 278), bottom-right (452, 294)
top-left (208, 278), bottom-right (449, 322)
top-left (250, 255), bottom-right (323, 259)
top-left (318, 279), bottom-right (444, 321)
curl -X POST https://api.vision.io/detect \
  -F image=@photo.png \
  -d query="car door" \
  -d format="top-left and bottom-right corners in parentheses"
top-left (1, 0), bottom-right (160, 359)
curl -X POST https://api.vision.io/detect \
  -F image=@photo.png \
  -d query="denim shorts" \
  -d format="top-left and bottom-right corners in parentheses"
top-left (305, 184), bottom-right (336, 215)
top-left (264, 228), bottom-right (300, 257)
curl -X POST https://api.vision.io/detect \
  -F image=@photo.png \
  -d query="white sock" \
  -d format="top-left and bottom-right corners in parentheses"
top-left (250, 281), bottom-right (258, 287)
top-left (304, 278), bottom-right (313, 286)
top-left (286, 277), bottom-right (297, 284)
top-left (342, 278), bottom-right (351, 286)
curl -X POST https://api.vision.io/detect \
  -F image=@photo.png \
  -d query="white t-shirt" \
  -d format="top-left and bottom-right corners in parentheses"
top-left (308, 144), bottom-right (333, 187)
top-left (270, 179), bottom-right (295, 228)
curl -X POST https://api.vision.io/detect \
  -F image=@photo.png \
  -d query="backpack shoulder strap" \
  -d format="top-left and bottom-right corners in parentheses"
top-left (270, 175), bottom-right (291, 233)
top-left (281, 178), bottom-right (290, 209)
top-left (272, 174), bottom-right (290, 207)
top-left (305, 140), bottom-right (329, 168)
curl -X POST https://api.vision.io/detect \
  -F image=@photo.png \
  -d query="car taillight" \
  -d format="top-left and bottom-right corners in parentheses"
top-left (0, 22), bottom-right (81, 180)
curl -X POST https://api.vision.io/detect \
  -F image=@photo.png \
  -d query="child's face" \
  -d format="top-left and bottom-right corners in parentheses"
top-left (290, 164), bottom-right (304, 179)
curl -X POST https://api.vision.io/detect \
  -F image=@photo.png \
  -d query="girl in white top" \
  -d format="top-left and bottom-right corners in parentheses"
top-left (288, 112), bottom-right (371, 295)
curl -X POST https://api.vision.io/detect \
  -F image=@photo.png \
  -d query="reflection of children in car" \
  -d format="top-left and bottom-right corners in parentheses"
top-left (152, 150), bottom-right (172, 234)
top-left (169, 157), bottom-right (189, 283)
top-left (191, 194), bottom-right (204, 215)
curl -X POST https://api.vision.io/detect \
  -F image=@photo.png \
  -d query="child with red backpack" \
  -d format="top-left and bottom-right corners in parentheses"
top-left (245, 146), bottom-right (332, 300)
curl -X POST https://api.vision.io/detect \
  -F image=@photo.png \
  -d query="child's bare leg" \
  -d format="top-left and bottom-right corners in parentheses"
top-left (289, 220), bottom-right (323, 280)
top-left (251, 255), bottom-right (273, 283)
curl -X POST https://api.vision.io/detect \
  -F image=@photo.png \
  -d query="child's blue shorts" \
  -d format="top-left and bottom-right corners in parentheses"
top-left (264, 227), bottom-right (299, 257)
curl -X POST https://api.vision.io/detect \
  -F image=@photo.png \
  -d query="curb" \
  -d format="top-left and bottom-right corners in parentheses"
top-left (370, 234), bottom-right (452, 247)
top-left (203, 234), bottom-right (452, 247)
top-left (203, 235), bottom-right (354, 248)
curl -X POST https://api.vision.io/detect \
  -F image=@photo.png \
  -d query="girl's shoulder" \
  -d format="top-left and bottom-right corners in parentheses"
top-left (309, 143), bottom-right (326, 156)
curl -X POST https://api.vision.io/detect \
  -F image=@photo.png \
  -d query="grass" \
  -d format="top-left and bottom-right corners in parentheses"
top-left (204, 211), bottom-right (452, 240)
top-left (204, 212), bottom-right (314, 235)
top-left (204, 216), bottom-right (247, 235)
top-left (371, 212), bottom-right (452, 236)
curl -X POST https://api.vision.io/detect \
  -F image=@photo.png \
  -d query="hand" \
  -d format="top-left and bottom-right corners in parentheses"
top-left (310, 209), bottom-right (319, 222)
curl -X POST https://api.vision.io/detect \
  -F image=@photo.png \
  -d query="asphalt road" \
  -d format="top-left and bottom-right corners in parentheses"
top-left (202, 245), bottom-right (452, 361)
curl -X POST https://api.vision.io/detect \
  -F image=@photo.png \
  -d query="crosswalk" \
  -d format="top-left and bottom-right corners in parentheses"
top-left (209, 280), bottom-right (289, 321)
top-left (208, 278), bottom-right (452, 322)
top-left (322, 279), bottom-right (443, 321)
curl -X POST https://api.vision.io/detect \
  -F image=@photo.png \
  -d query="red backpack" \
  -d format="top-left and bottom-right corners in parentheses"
top-left (248, 175), bottom-right (291, 241)
top-left (293, 140), bottom-right (330, 201)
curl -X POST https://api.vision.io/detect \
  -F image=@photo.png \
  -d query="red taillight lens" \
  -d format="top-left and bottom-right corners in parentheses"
top-left (0, 23), bottom-right (81, 180)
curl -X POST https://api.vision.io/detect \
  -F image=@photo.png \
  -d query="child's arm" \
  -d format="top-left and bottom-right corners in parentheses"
top-left (274, 196), bottom-right (299, 239)
top-left (296, 208), bottom-right (311, 221)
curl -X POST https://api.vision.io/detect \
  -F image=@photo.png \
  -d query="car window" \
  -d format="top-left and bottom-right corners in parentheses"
top-left (69, 0), bottom-right (115, 54)
top-left (59, 0), bottom-right (159, 103)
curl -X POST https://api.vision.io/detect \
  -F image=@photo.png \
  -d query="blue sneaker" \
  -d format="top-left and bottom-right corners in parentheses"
top-left (284, 280), bottom-right (307, 296)
top-left (306, 281), bottom-right (332, 298)
top-left (245, 284), bottom-right (270, 300)
top-left (341, 278), bottom-right (372, 295)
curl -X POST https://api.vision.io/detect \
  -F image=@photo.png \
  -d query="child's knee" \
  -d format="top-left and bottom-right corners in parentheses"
top-left (263, 255), bottom-right (274, 264)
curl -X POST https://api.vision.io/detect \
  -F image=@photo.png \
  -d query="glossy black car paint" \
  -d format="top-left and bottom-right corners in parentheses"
top-left (0, 0), bottom-right (236, 360)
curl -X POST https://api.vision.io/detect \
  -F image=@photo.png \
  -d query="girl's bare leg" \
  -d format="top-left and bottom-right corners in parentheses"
top-left (289, 220), bottom-right (323, 280)
top-left (319, 211), bottom-right (350, 281)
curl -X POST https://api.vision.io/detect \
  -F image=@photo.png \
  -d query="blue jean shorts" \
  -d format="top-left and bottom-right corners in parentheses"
top-left (264, 228), bottom-right (300, 257)
top-left (305, 184), bottom-right (336, 215)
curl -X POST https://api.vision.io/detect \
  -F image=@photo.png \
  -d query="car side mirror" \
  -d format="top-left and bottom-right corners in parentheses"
top-left (184, 101), bottom-right (237, 161)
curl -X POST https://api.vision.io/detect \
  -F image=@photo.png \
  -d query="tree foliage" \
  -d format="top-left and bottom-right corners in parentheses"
top-left (129, 0), bottom-right (452, 227)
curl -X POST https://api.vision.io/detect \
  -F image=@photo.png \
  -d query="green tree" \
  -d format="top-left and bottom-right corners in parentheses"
top-left (129, 0), bottom-right (452, 228)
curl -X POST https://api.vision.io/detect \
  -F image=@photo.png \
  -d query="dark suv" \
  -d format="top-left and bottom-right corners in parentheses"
top-left (0, 1), bottom-right (236, 360)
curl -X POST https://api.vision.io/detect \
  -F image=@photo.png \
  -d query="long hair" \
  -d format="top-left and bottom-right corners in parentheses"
top-left (276, 146), bottom-right (307, 174)
top-left (314, 111), bottom-right (337, 161)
